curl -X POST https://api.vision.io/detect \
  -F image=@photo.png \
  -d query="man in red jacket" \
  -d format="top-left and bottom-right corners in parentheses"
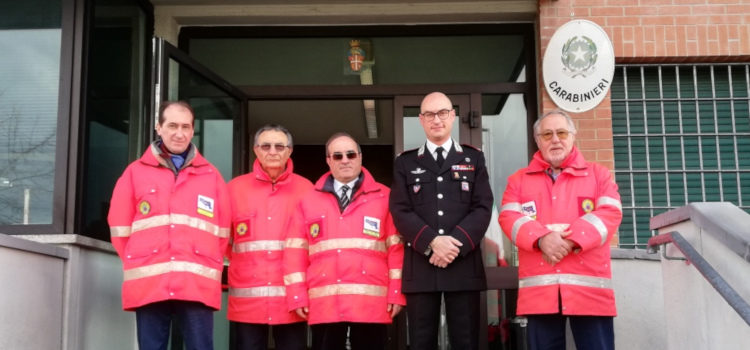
top-left (498, 109), bottom-right (623, 350)
top-left (108, 101), bottom-right (230, 350)
top-left (284, 132), bottom-right (405, 350)
top-left (227, 124), bottom-right (312, 350)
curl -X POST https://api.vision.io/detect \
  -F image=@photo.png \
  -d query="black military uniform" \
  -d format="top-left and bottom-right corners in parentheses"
top-left (389, 140), bottom-right (493, 350)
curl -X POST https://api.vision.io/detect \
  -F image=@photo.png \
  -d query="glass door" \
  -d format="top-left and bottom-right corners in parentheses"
top-left (152, 38), bottom-right (247, 350)
top-left (153, 38), bottom-right (249, 180)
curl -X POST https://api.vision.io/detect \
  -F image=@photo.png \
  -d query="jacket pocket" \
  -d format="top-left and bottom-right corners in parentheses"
top-left (406, 173), bottom-right (432, 205)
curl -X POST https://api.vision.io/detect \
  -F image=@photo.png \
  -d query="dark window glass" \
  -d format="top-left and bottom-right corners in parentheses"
top-left (79, 0), bottom-right (149, 240)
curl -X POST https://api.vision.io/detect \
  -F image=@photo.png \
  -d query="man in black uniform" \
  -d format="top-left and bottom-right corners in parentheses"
top-left (389, 92), bottom-right (493, 350)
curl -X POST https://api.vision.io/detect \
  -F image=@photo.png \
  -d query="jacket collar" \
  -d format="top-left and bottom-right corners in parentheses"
top-left (140, 141), bottom-right (207, 170)
top-left (315, 167), bottom-right (379, 197)
top-left (527, 146), bottom-right (588, 175)
top-left (252, 158), bottom-right (294, 185)
top-left (417, 138), bottom-right (463, 157)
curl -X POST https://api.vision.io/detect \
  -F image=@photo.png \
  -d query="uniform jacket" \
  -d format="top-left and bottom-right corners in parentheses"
top-left (283, 167), bottom-right (406, 325)
top-left (499, 146), bottom-right (622, 316)
top-left (108, 142), bottom-right (230, 311)
top-left (227, 159), bottom-right (313, 324)
top-left (389, 141), bottom-right (493, 293)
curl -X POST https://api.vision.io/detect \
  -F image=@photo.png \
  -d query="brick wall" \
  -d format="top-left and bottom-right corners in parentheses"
top-left (538, 0), bottom-right (750, 170)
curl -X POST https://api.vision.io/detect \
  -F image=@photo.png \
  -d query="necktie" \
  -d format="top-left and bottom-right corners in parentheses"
top-left (339, 185), bottom-right (350, 210)
top-left (435, 146), bottom-right (445, 168)
top-left (171, 155), bottom-right (185, 169)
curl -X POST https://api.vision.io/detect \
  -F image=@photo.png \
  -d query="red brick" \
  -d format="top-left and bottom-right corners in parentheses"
top-left (644, 26), bottom-right (656, 41)
top-left (644, 0), bottom-right (677, 5)
top-left (576, 128), bottom-right (596, 140)
top-left (677, 15), bottom-right (709, 25)
top-left (709, 14), bottom-right (743, 24)
top-left (692, 5), bottom-right (727, 15)
top-left (697, 26), bottom-right (709, 50)
top-left (687, 41), bottom-right (699, 56)
top-left (708, 41), bottom-right (720, 54)
top-left (708, 0), bottom-right (739, 4)
top-left (727, 5), bottom-right (750, 15)
top-left (597, 150), bottom-right (615, 161)
top-left (597, 128), bottom-right (614, 140)
top-left (606, 0), bottom-right (640, 5)
top-left (707, 25), bottom-right (719, 41)
top-left (664, 26), bottom-right (676, 41)
top-left (686, 26), bottom-right (698, 40)
top-left (666, 42), bottom-right (678, 56)
top-left (676, 26), bottom-right (688, 55)
top-left (625, 6), bottom-right (659, 16)
top-left (606, 16), bottom-right (641, 26)
top-left (591, 6), bottom-right (624, 16)
top-left (658, 5), bottom-right (692, 15)
top-left (645, 41), bottom-right (656, 56)
top-left (642, 16), bottom-right (676, 25)
top-left (623, 26), bottom-right (634, 41)
top-left (573, 0), bottom-right (603, 6)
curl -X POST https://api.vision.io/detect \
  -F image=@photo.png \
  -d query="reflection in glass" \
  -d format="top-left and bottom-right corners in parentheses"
top-left (0, 28), bottom-right (61, 225)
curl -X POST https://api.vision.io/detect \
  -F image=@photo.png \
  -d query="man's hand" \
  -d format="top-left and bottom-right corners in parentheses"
top-left (387, 304), bottom-right (403, 318)
top-left (295, 307), bottom-right (309, 319)
top-left (539, 230), bottom-right (575, 265)
top-left (428, 236), bottom-right (462, 268)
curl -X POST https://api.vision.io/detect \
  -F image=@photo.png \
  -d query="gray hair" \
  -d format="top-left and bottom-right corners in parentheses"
top-left (533, 109), bottom-right (577, 136)
top-left (253, 124), bottom-right (294, 148)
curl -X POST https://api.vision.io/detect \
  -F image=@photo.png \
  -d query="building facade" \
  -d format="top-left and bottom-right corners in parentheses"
top-left (1, 0), bottom-right (749, 349)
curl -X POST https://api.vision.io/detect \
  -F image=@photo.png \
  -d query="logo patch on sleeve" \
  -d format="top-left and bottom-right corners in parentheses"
top-left (309, 223), bottom-right (320, 238)
top-left (521, 201), bottom-right (537, 220)
top-left (579, 197), bottom-right (595, 216)
top-left (138, 201), bottom-right (150, 215)
top-left (235, 222), bottom-right (248, 236)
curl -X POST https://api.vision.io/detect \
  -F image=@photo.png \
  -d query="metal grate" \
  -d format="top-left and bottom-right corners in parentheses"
top-left (611, 63), bottom-right (750, 248)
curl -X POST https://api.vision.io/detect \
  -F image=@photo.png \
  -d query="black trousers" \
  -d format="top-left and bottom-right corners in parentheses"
top-left (231, 321), bottom-right (307, 350)
top-left (405, 291), bottom-right (480, 350)
top-left (527, 314), bottom-right (614, 350)
top-left (310, 322), bottom-right (387, 350)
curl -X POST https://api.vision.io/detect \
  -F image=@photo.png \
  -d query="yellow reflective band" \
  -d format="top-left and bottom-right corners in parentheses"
top-left (233, 240), bottom-right (284, 253)
top-left (123, 261), bottom-right (221, 281)
top-left (597, 196), bottom-right (623, 212)
top-left (283, 272), bottom-right (306, 285)
top-left (581, 213), bottom-right (608, 246)
top-left (130, 213), bottom-right (230, 238)
top-left (229, 286), bottom-right (286, 298)
top-left (285, 238), bottom-right (309, 249)
top-left (501, 202), bottom-right (522, 213)
top-left (389, 269), bottom-right (402, 279)
top-left (511, 215), bottom-right (534, 243)
top-left (386, 235), bottom-right (403, 248)
top-left (308, 284), bottom-right (387, 299)
top-left (110, 226), bottom-right (132, 238)
top-left (519, 273), bottom-right (612, 290)
top-left (309, 238), bottom-right (386, 255)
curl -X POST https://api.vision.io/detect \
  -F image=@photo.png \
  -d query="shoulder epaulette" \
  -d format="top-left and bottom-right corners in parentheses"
top-left (461, 143), bottom-right (482, 152)
top-left (397, 147), bottom-right (419, 157)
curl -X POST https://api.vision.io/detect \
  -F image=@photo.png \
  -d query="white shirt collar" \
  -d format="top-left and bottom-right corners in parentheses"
top-left (334, 179), bottom-right (358, 196)
top-left (425, 138), bottom-right (453, 159)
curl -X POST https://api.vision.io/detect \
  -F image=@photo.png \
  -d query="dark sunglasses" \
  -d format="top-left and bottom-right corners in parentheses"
top-left (257, 143), bottom-right (289, 152)
top-left (329, 151), bottom-right (359, 161)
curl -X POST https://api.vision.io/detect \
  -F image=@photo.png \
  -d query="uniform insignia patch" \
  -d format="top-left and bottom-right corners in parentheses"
top-left (521, 201), bottom-right (537, 220)
top-left (410, 167), bottom-right (426, 174)
top-left (235, 222), bottom-right (248, 236)
top-left (454, 172), bottom-right (460, 179)
top-left (138, 200), bottom-right (150, 215)
top-left (197, 195), bottom-right (215, 218)
top-left (309, 223), bottom-right (320, 238)
top-left (413, 184), bottom-right (421, 193)
top-left (579, 197), bottom-right (595, 215)
top-left (465, 157), bottom-right (471, 162)
top-left (461, 181), bottom-right (470, 192)
top-left (363, 216), bottom-right (381, 238)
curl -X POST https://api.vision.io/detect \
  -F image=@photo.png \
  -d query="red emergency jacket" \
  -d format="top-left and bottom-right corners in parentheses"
top-left (227, 159), bottom-right (313, 324)
top-left (108, 142), bottom-right (230, 311)
top-left (283, 167), bottom-right (406, 325)
top-left (498, 147), bottom-right (622, 316)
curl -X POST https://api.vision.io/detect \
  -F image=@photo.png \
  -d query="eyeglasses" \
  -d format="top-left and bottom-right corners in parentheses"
top-left (537, 129), bottom-right (573, 141)
top-left (329, 151), bottom-right (360, 161)
top-left (420, 109), bottom-right (453, 121)
top-left (257, 143), bottom-right (289, 152)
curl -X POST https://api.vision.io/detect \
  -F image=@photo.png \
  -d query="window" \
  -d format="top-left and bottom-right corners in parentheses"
top-left (611, 64), bottom-right (750, 248)
top-left (0, 0), bottom-right (62, 225)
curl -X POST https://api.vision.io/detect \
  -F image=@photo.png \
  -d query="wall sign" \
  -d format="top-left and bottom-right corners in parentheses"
top-left (543, 19), bottom-right (615, 113)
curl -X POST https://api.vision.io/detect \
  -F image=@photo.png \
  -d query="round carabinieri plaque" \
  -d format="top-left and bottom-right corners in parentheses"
top-left (543, 19), bottom-right (615, 113)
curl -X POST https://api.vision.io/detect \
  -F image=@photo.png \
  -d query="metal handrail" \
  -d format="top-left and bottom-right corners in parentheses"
top-left (647, 231), bottom-right (750, 327)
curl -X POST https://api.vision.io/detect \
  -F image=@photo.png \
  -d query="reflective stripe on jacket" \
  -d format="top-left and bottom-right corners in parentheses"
top-left (108, 142), bottom-right (230, 311)
top-left (498, 147), bottom-right (622, 316)
top-left (227, 159), bottom-right (313, 324)
top-left (283, 167), bottom-right (406, 325)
